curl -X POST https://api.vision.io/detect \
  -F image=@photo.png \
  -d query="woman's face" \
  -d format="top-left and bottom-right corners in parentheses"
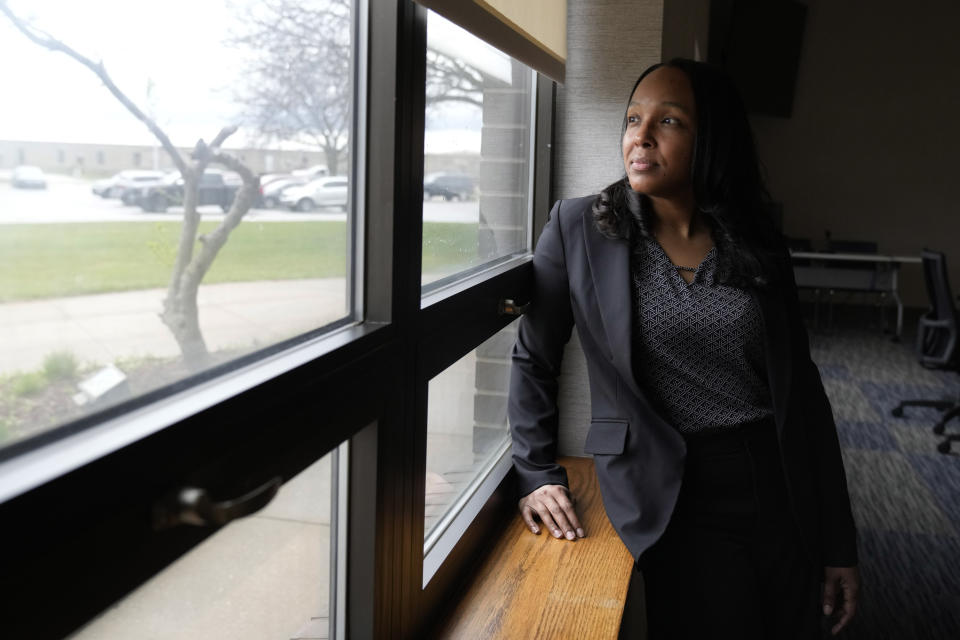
top-left (621, 66), bottom-right (697, 201)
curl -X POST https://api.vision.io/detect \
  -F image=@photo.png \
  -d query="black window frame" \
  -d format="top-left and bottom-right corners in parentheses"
top-left (0, 2), bottom-right (555, 637)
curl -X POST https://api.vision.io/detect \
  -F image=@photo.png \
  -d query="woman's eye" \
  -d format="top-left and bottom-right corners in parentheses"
top-left (627, 115), bottom-right (639, 124)
top-left (661, 117), bottom-right (679, 125)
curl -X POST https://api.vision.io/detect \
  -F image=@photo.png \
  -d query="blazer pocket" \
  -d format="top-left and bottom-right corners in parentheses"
top-left (584, 419), bottom-right (628, 455)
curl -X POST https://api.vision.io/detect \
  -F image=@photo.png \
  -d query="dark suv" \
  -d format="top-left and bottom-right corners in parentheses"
top-left (138, 170), bottom-right (240, 213)
top-left (423, 172), bottom-right (476, 201)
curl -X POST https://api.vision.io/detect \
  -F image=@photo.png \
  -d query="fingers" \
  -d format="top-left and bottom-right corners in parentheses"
top-left (831, 573), bottom-right (859, 635)
top-left (547, 493), bottom-right (578, 538)
top-left (518, 485), bottom-right (586, 540)
top-left (519, 494), bottom-right (561, 537)
top-left (555, 490), bottom-right (585, 538)
top-left (831, 599), bottom-right (856, 636)
top-left (822, 576), bottom-right (837, 617)
top-left (519, 503), bottom-right (541, 535)
top-left (824, 566), bottom-right (860, 636)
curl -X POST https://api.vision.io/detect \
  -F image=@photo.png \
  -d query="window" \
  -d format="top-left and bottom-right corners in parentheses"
top-left (422, 12), bottom-right (535, 290)
top-left (424, 322), bottom-right (518, 582)
top-left (0, 1), bottom-right (553, 637)
top-left (0, 0), bottom-right (355, 453)
top-left (1, 0), bottom-right (368, 635)
top-left (416, 8), bottom-right (545, 595)
top-left (72, 444), bottom-right (346, 640)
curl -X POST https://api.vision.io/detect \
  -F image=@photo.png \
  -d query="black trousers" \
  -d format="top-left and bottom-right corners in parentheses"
top-left (641, 419), bottom-right (823, 640)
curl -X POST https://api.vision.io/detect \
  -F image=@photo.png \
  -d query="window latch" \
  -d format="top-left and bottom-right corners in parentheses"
top-left (499, 298), bottom-right (530, 316)
top-left (153, 477), bottom-right (282, 530)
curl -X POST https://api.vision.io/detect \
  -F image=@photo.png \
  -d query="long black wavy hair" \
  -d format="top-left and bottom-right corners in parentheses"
top-left (592, 58), bottom-right (785, 288)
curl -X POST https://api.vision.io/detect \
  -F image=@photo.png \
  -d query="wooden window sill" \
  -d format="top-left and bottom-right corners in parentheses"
top-left (434, 456), bottom-right (634, 639)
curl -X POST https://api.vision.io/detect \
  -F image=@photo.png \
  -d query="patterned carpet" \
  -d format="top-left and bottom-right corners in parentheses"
top-left (809, 321), bottom-right (960, 639)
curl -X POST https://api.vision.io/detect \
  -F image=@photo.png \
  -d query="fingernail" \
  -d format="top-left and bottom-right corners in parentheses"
top-left (565, 530), bottom-right (575, 540)
top-left (576, 528), bottom-right (585, 538)
top-left (553, 529), bottom-right (562, 538)
top-left (823, 605), bottom-right (832, 615)
top-left (531, 526), bottom-right (539, 534)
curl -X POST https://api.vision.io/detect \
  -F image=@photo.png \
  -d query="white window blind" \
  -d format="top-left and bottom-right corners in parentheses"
top-left (415, 0), bottom-right (566, 83)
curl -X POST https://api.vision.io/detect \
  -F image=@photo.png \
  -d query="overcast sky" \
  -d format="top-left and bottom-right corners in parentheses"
top-left (0, 0), bottom-right (243, 147)
top-left (0, 1), bottom-right (499, 154)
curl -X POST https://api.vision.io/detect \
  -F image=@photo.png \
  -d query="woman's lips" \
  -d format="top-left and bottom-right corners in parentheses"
top-left (630, 158), bottom-right (656, 171)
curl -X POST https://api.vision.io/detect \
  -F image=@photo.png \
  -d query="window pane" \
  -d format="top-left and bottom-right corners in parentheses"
top-left (0, 0), bottom-right (356, 450)
top-left (425, 321), bottom-right (517, 540)
top-left (422, 11), bottom-right (534, 289)
top-left (72, 446), bottom-right (342, 639)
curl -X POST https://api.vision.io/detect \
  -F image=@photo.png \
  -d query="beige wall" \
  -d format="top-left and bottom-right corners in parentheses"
top-left (480, 0), bottom-right (567, 59)
top-left (553, 0), bottom-right (664, 458)
top-left (750, 0), bottom-right (960, 307)
top-left (553, 1), bottom-right (664, 200)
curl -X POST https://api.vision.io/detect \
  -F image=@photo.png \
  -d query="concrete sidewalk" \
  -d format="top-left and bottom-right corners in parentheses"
top-left (0, 278), bottom-right (347, 376)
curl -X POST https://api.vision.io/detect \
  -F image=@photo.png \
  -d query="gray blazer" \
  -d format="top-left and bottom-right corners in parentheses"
top-left (509, 195), bottom-right (858, 567)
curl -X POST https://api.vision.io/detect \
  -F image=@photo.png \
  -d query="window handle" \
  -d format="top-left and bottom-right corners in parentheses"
top-left (499, 298), bottom-right (530, 316)
top-left (153, 477), bottom-right (282, 530)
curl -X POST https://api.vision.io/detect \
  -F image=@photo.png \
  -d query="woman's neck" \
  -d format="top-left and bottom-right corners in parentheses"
top-left (649, 192), bottom-right (702, 240)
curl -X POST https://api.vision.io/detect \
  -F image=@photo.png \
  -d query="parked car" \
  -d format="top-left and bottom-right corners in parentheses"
top-left (92, 170), bottom-right (166, 200)
top-left (259, 175), bottom-right (307, 209)
top-left (11, 165), bottom-right (47, 189)
top-left (257, 173), bottom-right (294, 187)
top-left (137, 170), bottom-right (240, 213)
top-left (291, 164), bottom-right (329, 180)
top-left (423, 172), bottom-right (475, 201)
top-left (280, 176), bottom-right (348, 212)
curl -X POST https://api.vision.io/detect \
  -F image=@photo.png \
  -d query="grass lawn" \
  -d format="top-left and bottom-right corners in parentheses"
top-left (0, 221), bottom-right (481, 302)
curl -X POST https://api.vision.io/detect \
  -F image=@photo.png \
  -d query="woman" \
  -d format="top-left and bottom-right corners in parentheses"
top-left (508, 59), bottom-right (860, 638)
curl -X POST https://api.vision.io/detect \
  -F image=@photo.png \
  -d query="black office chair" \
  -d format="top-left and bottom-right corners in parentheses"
top-left (825, 239), bottom-right (892, 332)
top-left (890, 250), bottom-right (960, 454)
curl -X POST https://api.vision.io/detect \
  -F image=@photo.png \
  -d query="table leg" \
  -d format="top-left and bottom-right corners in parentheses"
top-left (892, 267), bottom-right (903, 342)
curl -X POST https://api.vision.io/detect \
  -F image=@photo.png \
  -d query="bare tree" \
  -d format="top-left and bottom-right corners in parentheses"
top-left (1, 2), bottom-right (259, 368)
top-left (228, 0), bottom-right (351, 175)
top-left (425, 49), bottom-right (486, 108)
top-left (229, 0), bottom-right (500, 174)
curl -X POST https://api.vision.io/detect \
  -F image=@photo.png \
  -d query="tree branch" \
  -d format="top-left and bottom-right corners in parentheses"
top-left (189, 151), bottom-right (258, 286)
top-left (0, 2), bottom-right (189, 176)
top-left (210, 125), bottom-right (239, 150)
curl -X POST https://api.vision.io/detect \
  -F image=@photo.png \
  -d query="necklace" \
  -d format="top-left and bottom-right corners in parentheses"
top-left (674, 264), bottom-right (696, 272)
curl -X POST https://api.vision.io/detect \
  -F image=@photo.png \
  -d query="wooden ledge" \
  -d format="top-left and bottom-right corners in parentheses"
top-left (434, 456), bottom-right (634, 639)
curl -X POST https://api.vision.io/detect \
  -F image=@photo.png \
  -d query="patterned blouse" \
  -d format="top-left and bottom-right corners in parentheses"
top-left (630, 235), bottom-right (773, 434)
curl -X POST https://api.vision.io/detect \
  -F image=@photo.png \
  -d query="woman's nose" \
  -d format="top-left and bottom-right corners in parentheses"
top-left (634, 125), bottom-right (654, 148)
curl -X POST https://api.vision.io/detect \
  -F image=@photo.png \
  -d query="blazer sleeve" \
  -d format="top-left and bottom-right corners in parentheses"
top-left (509, 200), bottom-right (576, 497)
top-left (780, 249), bottom-right (859, 567)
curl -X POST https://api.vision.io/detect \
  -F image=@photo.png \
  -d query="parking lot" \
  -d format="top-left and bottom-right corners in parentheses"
top-left (0, 171), bottom-right (481, 224)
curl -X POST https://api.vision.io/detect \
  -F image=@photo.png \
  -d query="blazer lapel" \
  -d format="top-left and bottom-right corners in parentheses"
top-left (582, 215), bottom-right (646, 398)
top-left (751, 287), bottom-right (792, 438)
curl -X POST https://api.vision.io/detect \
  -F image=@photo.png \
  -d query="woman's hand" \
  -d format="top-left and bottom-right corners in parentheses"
top-left (518, 484), bottom-right (585, 540)
top-left (823, 565), bottom-right (860, 635)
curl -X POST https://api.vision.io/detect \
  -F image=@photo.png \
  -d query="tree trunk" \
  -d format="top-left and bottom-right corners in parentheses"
top-left (160, 287), bottom-right (209, 369)
top-left (0, 9), bottom-right (255, 374)
top-left (160, 170), bottom-right (210, 369)
top-left (324, 145), bottom-right (339, 175)
top-left (159, 147), bottom-right (258, 371)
